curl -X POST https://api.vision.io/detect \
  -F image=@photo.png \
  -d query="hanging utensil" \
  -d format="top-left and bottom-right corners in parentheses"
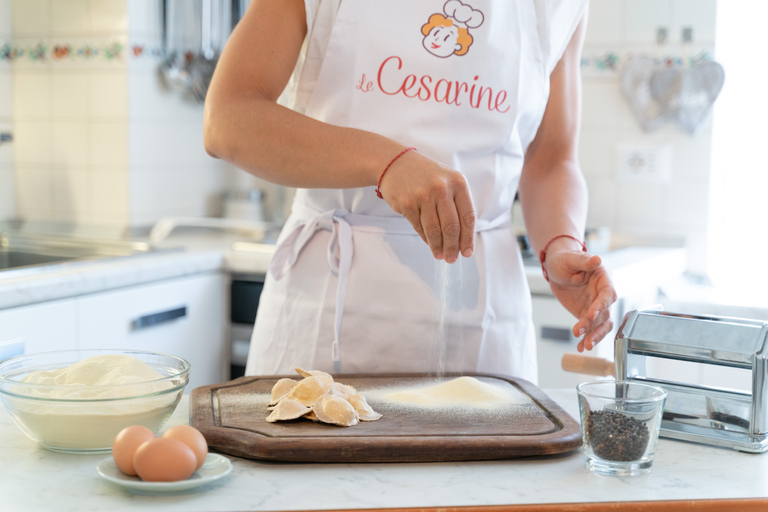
top-left (188, 0), bottom-right (219, 103)
top-left (160, 0), bottom-right (196, 97)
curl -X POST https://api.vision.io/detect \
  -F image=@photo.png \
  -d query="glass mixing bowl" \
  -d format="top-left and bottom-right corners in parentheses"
top-left (0, 349), bottom-right (190, 453)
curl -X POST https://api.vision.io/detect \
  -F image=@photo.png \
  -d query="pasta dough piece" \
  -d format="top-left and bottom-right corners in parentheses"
top-left (268, 378), bottom-right (298, 406)
top-left (312, 395), bottom-right (359, 427)
top-left (329, 382), bottom-right (357, 400)
top-left (263, 368), bottom-right (382, 426)
top-left (286, 375), bottom-right (333, 407)
top-left (265, 399), bottom-right (311, 422)
top-left (347, 393), bottom-right (382, 421)
top-left (294, 367), bottom-right (334, 385)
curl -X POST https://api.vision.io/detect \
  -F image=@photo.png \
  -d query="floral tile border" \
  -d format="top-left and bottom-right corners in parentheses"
top-left (1, 40), bottom-right (716, 72)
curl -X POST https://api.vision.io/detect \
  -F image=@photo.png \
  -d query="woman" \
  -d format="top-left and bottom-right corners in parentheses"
top-left (204, 0), bottom-right (616, 382)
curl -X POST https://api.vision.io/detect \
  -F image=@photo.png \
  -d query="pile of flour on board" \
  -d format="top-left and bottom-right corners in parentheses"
top-left (378, 376), bottom-right (526, 410)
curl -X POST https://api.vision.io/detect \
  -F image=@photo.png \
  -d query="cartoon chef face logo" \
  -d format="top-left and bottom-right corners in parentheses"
top-left (421, 0), bottom-right (484, 58)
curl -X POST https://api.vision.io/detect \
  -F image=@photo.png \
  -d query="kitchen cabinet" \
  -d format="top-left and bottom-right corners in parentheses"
top-left (0, 298), bottom-right (77, 361)
top-left (77, 272), bottom-right (228, 391)
top-left (532, 294), bottom-right (616, 388)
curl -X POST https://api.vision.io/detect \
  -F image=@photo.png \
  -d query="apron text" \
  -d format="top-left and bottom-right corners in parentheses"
top-left (375, 56), bottom-right (510, 114)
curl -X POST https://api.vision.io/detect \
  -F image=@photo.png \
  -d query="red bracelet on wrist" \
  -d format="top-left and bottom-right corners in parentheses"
top-left (539, 234), bottom-right (587, 282)
top-left (375, 147), bottom-right (417, 199)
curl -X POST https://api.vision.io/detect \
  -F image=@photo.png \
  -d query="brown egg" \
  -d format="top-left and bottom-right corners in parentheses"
top-left (112, 425), bottom-right (156, 476)
top-left (162, 425), bottom-right (208, 470)
top-left (133, 438), bottom-right (197, 482)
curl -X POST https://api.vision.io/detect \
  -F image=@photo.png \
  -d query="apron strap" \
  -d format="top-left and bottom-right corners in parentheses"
top-left (269, 208), bottom-right (353, 373)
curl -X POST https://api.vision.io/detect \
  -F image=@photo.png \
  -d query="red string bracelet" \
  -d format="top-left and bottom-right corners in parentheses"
top-left (539, 234), bottom-right (587, 282)
top-left (375, 147), bottom-right (417, 199)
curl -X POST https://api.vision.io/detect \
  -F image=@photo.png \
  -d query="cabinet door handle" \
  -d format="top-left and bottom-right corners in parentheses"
top-left (132, 307), bottom-right (187, 331)
top-left (541, 326), bottom-right (574, 342)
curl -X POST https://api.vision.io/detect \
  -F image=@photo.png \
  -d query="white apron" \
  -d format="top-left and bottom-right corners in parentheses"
top-left (246, 0), bottom-right (588, 382)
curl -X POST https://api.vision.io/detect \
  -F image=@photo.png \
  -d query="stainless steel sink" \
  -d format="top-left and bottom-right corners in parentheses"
top-left (0, 250), bottom-right (77, 269)
top-left (0, 233), bottom-right (158, 273)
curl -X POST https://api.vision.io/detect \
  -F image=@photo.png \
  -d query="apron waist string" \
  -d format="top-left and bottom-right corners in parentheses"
top-left (268, 202), bottom-right (512, 372)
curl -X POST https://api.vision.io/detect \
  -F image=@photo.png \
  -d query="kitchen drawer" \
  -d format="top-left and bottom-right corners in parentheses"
top-left (77, 272), bottom-right (227, 391)
top-left (0, 299), bottom-right (77, 360)
top-left (532, 294), bottom-right (615, 389)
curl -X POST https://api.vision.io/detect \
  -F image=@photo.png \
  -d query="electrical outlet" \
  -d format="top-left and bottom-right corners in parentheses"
top-left (616, 144), bottom-right (672, 183)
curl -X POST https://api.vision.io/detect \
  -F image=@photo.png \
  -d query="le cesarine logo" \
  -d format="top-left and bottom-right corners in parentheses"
top-left (355, 0), bottom-right (510, 114)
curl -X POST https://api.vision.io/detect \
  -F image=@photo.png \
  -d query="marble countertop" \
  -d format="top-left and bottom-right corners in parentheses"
top-left (2, 389), bottom-right (767, 512)
top-left (0, 249), bottom-right (225, 310)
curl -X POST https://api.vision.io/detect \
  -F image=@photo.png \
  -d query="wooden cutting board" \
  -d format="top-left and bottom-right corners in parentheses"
top-left (189, 373), bottom-right (582, 463)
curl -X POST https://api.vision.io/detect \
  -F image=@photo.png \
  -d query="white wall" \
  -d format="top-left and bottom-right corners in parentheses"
top-left (581, 0), bottom-right (717, 276)
top-left (0, 0), bottom-right (14, 220)
top-left (11, 0), bottom-right (129, 227)
top-left (7, 0), bottom-right (251, 231)
top-left (127, 0), bottom-right (242, 227)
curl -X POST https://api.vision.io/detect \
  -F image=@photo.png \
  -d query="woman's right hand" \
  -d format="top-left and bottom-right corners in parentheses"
top-left (378, 149), bottom-right (476, 263)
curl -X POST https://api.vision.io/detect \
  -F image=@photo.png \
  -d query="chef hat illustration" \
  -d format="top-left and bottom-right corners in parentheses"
top-left (443, 0), bottom-right (484, 30)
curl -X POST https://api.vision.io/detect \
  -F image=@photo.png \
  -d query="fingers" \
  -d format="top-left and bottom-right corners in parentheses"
top-left (420, 205), bottom-right (444, 259)
top-left (419, 175), bottom-right (474, 263)
top-left (378, 150), bottom-right (474, 262)
top-left (454, 188), bottom-right (475, 258)
top-left (572, 295), bottom-right (613, 338)
top-left (578, 320), bottom-right (614, 352)
top-left (401, 203), bottom-right (427, 245)
top-left (436, 197), bottom-right (461, 263)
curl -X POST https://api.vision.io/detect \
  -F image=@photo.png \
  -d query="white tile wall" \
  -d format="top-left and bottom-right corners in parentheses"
top-left (0, 0), bottom-right (13, 221)
top-left (671, 0), bottom-right (717, 44)
top-left (90, 121), bottom-right (127, 167)
top-left (52, 168), bottom-right (91, 222)
top-left (14, 72), bottom-right (51, 118)
top-left (0, 70), bottom-right (11, 120)
top-left (9, 0), bottom-right (141, 227)
top-left (624, 0), bottom-right (670, 46)
top-left (15, 168), bottom-right (53, 218)
top-left (580, 0), bottom-right (717, 274)
top-left (52, 73), bottom-right (90, 117)
top-left (0, 0), bottom-right (12, 37)
top-left (51, 0), bottom-right (90, 36)
top-left (584, 0), bottom-right (622, 46)
top-left (0, 120), bottom-right (13, 219)
top-left (14, 120), bottom-right (52, 165)
top-left (13, 0), bottom-right (51, 37)
top-left (90, 0), bottom-right (129, 34)
top-left (90, 72), bottom-right (127, 118)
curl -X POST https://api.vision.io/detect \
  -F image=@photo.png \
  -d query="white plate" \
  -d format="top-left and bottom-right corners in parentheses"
top-left (97, 453), bottom-right (232, 494)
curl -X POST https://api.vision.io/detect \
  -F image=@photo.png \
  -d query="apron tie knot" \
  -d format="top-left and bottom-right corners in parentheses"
top-left (269, 208), bottom-right (352, 373)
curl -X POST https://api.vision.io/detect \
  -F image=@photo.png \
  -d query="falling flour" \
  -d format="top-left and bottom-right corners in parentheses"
top-left (430, 259), bottom-right (465, 379)
top-left (382, 376), bottom-right (525, 410)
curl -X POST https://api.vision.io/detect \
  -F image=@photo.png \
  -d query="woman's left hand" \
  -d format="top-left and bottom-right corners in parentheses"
top-left (544, 247), bottom-right (618, 352)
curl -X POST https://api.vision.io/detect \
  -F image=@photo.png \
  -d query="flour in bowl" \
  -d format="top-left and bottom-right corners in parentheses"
top-left (9, 355), bottom-right (180, 451)
top-left (21, 354), bottom-right (171, 399)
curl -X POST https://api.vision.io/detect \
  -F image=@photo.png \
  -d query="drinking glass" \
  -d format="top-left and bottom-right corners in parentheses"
top-left (577, 380), bottom-right (667, 476)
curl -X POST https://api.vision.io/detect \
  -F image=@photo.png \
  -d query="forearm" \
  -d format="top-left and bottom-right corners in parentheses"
top-left (202, 0), bottom-right (406, 190)
top-left (204, 95), bottom-right (406, 190)
top-left (518, 158), bottom-right (588, 255)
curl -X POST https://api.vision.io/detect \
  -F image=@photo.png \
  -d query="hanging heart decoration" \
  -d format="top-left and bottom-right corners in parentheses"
top-left (620, 56), bottom-right (673, 133)
top-left (650, 61), bottom-right (725, 135)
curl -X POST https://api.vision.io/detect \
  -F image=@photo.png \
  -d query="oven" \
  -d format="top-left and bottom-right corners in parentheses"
top-left (229, 273), bottom-right (265, 379)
